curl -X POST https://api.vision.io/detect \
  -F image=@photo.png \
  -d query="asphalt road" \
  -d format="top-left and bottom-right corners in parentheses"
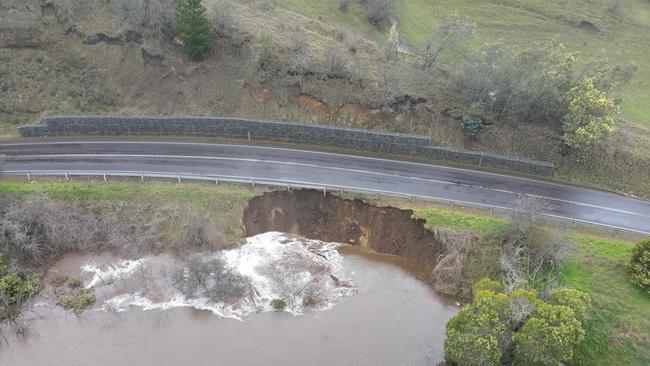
top-left (2, 140), bottom-right (650, 235)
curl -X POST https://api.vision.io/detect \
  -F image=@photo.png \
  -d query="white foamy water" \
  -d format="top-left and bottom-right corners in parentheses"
top-left (82, 232), bottom-right (357, 320)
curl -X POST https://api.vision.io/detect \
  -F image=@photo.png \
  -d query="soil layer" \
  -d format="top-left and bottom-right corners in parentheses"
top-left (243, 190), bottom-right (444, 274)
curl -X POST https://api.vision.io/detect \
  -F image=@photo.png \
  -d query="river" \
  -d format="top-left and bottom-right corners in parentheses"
top-left (0, 233), bottom-right (458, 366)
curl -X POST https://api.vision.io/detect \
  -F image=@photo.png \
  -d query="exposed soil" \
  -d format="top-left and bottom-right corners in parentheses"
top-left (243, 190), bottom-right (444, 274)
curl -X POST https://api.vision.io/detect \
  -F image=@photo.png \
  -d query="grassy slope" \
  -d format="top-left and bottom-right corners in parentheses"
top-left (276, 0), bottom-right (650, 126)
top-left (411, 205), bottom-right (650, 366)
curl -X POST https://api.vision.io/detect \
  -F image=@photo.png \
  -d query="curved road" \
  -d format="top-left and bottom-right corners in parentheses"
top-left (1, 140), bottom-right (650, 235)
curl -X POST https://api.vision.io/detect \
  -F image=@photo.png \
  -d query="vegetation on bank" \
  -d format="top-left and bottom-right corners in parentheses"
top-left (412, 203), bottom-right (650, 366)
top-left (0, 181), bottom-right (648, 365)
top-left (55, 278), bottom-right (96, 315)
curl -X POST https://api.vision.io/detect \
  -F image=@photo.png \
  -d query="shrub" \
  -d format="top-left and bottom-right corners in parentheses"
top-left (513, 303), bottom-right (585, 366)
top-left (627, 238), bottom-right (650, 292)
top-left (271, 298), bottom-right (286, 311)
top-left (363, 0), bottom-right (394, 30)
top-left (0, 254), bottom-right (40, 306)
top-left (173, 254), bottom-right (251, 303)
top-left (562, 78), bottom-right (618, 153)
top-left (321, 47), bottom-right (349, 79)
top-left (549, 287), bottom-right (592, 322)
top-left (56, 285), bottom-right (96, 314)
top-left (444, 290), bottom-right (509, 366)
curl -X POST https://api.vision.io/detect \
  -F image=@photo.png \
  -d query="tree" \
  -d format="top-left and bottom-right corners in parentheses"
top-left (513, 303), bottom-right (585, 366)
top-left (627, 238), bottom-right (650, 293)
top-left (444, 289), bottom-right (509, 366)
top-left (562, 78), bottom-right (618, 152)
top-left (444, 278), bottom-right (590, 366)
top-left (423, 16), bottom-right (474, 68)
top-left (175, 0), bottom-right (212, 59)
top-left (549, 287), bottom-right (592, 322)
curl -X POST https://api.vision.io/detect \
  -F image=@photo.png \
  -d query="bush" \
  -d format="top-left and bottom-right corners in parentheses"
top-left (173, 254), bottom-right (251, 303)
top-left (363, 0), bottom-right (394, 30)
top-left (0, 255), bottom-right (39, 307)
top-left (56, 282), bottom-right (96, 315)
top-left (513, 303), bottom-right (585, 366)
top-left (271, 298), bottom-right (286, 311)
top-left (627, 238), bottom-right (650, 292)
top-left (562, 78), bottom-right (618, 153)
top-left (321, 47), bottom-right (349, 79)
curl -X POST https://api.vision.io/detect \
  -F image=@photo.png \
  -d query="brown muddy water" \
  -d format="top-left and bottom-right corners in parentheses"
top-left (0, 233), bottom-right (458, 366)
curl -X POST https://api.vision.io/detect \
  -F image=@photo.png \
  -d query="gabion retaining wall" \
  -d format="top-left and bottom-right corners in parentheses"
top-left (18, 115), bottom-right (556, 176)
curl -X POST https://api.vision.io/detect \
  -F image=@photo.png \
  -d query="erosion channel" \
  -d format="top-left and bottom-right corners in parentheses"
top-left (1, 190), bottom-right (458, 366)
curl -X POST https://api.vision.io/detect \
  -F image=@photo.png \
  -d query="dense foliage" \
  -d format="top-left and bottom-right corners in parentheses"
top-left (175, 0), bottom-right (212, 59)
top-left (562, 78), bottom-right (618, 152)
top-left (444, 280), bottom-right (591, 366)
top-left (0, 254), bottom-right (39, 306)
top-left (451, 40), bottom-right (635, 152)
top-left (627, 238), bottom-right (650, 293)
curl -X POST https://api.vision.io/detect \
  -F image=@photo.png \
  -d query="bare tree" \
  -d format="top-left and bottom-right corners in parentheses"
top-left (423, 16), bottom-right (474, 68)
top-left (431, 230), bottom-right (480, 298)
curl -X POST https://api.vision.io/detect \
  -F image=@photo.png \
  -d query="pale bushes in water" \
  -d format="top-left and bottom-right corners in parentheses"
top-left (258, 265), bottom-right (329, 309)
top-left (173, 254), bottom-right (252, 304)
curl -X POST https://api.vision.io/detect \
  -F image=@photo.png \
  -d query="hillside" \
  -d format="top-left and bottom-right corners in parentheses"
top-left (1, 0), bottom-right (650, 195)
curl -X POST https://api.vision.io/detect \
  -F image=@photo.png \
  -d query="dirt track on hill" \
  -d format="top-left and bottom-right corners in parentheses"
top-left (243, 189), bottom-right (444, 273)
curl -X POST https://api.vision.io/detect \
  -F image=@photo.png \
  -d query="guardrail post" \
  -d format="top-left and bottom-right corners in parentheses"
top-left (572, 220), bottom-right (576, 229)
top-left (248, 131), bottom-right (251, 141)
top-left (251, 179), bottom-right (255, 189)
top-left (27, 172), bottom-right (31, 182)
top-left (215, 178), bottom-right (219, 186)
top-left (412, 196), bottom-right (416, 204)
top-left (64, 172), bottom-right (69, 181)
top-left (490, 207), bottom-right (494, 215)
top-left (103, 172), bottom-right (107, 182)
top-left (323, 187), bottom-right (327, 197)
top-left (450, 201), bottom-right (454, 209)
top-left (141, 174), bottom-right (144, 183)
top-left (288, 184), bottom-right (292, 191)
top-left (177, 175), bottom-right (181, 184)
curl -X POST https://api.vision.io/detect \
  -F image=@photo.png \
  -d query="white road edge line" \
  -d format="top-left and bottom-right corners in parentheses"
top-left (2, 169), bottom-right (649, 236)
top-left (8, 153), bottom-right (650, 219)
top-left (0, 140), bottom-right (597, 192)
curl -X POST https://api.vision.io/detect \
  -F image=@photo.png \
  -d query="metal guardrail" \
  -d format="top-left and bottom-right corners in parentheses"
top-left (1, 169), bottom-right (648, 236)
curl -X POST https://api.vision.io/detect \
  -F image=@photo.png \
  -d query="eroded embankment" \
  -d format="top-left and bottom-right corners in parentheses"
top-left (243, 190), bottom-right (444, 274)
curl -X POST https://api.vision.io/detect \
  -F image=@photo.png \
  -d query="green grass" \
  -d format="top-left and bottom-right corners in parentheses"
top-left (411, 206), bottom-right (507, 234)
top-left (275, 0), bottom-right (650, 126)
top-left (562, 234), bottom-right (650, 366)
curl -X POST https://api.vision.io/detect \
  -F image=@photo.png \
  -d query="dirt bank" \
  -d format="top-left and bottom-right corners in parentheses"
top-left (242, 190), bottom-right (444, 274)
